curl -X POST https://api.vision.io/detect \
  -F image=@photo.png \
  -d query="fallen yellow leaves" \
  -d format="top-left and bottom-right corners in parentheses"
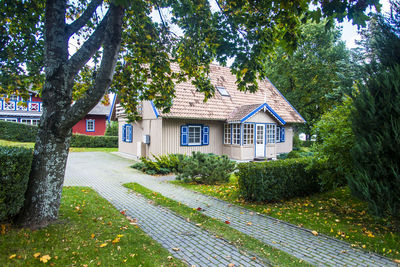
top-left (33, 252), bottom-right (41, 258)
top-left (311, 230), bottom-right (319, 236)
top-left (9, 254), bottom-right (16, 259)
top-left (40, 255), bottom-right (51, 263)
top-left (112, 238), bottom-right (120, 244)
top-left (246, 222), bottom-right (252, 226)
top-left (172, 247), bottom-right (180, 251)
top-left (99, 243), bottom-right (108, 248)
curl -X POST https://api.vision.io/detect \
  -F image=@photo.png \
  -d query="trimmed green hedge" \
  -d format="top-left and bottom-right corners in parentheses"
top-left (70, 134), bottom-right (118, 148)
top-left (237, 158), bottom-right (322, 202)
top-left (0, 146), bottom-right (33, 222)
top-left (0, 120), bottom-right (118, 147)
top-left (0, 120), bottom-right (38, 142)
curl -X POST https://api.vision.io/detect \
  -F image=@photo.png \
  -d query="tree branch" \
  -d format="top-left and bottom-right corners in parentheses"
top-left (66, 0), bottom-right (103, 37)
top-left (61, 4), bottom-right (124, 131)
top-left (67, 8), bottom-right (110, 81)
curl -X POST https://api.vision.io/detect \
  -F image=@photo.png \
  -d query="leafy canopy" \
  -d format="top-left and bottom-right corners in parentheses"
top-left (263, 20), bottom-right (362, 136)
top-left (1, 0), bottom-right (379, 120)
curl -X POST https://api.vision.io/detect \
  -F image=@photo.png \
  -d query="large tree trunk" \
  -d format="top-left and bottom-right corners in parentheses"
top-left (18, 123), bottom-right (71, 228)
top-left (17, 0), bottom-right (124, 229)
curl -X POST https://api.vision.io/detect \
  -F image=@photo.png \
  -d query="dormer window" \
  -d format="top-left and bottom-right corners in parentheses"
top-left (216, 86), bottom-right (230, 97)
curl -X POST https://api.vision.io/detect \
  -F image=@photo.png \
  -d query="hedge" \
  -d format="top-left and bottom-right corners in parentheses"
top-left (70, 134), bottom-right (118, 148)
top-left (0, 120), bottom-right (38, 142)
top-left (0, 146), bottom-right (33, 222)
top-left (0, 120), bottom-right (118, 147)
top-left (237, 158), bottom-right (322, 202)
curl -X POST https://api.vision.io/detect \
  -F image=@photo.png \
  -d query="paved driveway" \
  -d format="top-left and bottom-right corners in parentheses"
top-left (65, 152), bottom-right (398, 267)
top-left (65, 152), bottom-right (267, 267)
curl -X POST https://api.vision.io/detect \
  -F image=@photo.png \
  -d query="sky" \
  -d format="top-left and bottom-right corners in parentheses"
top-left (339, 0), bottom-right (391, 48)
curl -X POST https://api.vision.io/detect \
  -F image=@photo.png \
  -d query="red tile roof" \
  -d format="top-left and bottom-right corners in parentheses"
top-left (160, 64), bottom-right (304, 123)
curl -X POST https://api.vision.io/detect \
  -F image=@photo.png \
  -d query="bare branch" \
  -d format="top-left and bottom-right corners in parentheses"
top-left (156, 1), bottom-right (167, 30)
top-left (61, 4), bottom-right (124, 131)
top-left (66, 0), bottom-right (103, 37)
top-left (67, 8), bottom-right (110, 81)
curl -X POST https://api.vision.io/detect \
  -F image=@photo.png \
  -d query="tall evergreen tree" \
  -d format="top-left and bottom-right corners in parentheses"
top-left (350, 1), bottom-right (400, 220)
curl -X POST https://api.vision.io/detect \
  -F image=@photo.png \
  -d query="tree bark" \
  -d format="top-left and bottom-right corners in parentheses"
top-left (17, 0), bottom-right (124, 229)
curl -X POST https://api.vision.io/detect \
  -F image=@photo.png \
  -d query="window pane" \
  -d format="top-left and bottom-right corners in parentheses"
top-left (188, 126), bottom-right (201, 145)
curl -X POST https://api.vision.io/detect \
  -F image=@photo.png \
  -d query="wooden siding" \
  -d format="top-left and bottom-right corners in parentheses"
top-left (142, 101), bottom-right (157, 120)
top-left (162, 118), bottom-right (223, 156)
top-left (118, 118), bottom-right (143, 157)
top-left (72, 115), bottom-right (107, 136)
top-left (276, 125), bottom-right (293, 154)
top-left (245, 110), bottom-right (277, 123)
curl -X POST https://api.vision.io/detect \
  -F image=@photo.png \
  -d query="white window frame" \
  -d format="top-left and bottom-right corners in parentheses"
top-left (86, 119), bottom-right (95, 132)
top-left (276, 126), bottom-right (281, 142)
top-left (20, 118), bottom-right (39, 125)
top-left (266, 124), bottom-right (276, 144)
top-left (232, 123), bottom-right (241, 145)
top-left (224, 124), bottom-right (231, 144)
top-left (243, 124), bottom-right (254, 145)
top-left (188, 125), bottom-right (202, 145)
top-left (216, 86), bottom-right (230, 97)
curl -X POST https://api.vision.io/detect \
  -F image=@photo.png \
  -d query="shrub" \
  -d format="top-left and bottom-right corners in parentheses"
top-left (312, 98), bottom-right (354, 190)
top-left (0, 120), bottom-right (38, 142)
top-left (286, 150), bottom-right (300, 158)
top-left (70, 134), bottom-right (118, 148)
top-left (132, 154), bottom-right (188, 175)
top-left (0, 121), bottom-right (118, 147)
top-left (277, 153), bottom-right (288, 160)
top-left (237, 158), bottom-right (322, 202)
top-left (0, 146), bottom-right (33, 222)
top-left (105, 121), bottom-right (118, 136)
top-left (176, 152), bottom-right (236, 184)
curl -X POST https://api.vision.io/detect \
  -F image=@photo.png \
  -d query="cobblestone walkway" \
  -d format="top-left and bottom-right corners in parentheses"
top-left (64, 152), bottom-right (267, 267)
top-left (65, 152), bottom-right (398, 267)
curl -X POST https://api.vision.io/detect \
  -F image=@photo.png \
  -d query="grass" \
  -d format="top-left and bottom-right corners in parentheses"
top-left (171, 176), bottom-right (400, 261)
top-left (0, 187), bottom-right (184, 267)
top-left (124, 182), bottom-right (311, 267)
top-left (0, 139), bottom-right (117, 152)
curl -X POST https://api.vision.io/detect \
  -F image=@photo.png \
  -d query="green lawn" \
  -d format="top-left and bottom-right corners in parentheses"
top-left (171, 176), bottom-right (400, 261)
top-left (124, 182), bottom-right (310, 267)
top-left (0, 187), bottom-right (184, 266)
top-left (0, 139), bottom-right (117, 152)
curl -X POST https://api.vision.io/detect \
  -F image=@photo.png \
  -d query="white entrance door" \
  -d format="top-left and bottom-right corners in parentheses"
top-left (255, 124), bottom-right (265, 157)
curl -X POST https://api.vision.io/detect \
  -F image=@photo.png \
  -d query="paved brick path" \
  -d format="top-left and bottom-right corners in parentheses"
top-left (65, 152), bottom-right (398, 267)
top-left (64, 152), bottom-right (267, 267)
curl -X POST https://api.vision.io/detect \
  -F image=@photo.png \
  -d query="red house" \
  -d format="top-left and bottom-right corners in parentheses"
top-left (0, 92), bottom-right (114, 136)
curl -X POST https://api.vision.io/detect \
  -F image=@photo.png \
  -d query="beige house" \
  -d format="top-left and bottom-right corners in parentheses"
top-left (117, 64), bottom-right (305, 161)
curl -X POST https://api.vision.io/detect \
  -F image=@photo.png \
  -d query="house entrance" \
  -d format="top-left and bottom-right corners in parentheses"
top-left (255, 124), bottom-right (265, 158)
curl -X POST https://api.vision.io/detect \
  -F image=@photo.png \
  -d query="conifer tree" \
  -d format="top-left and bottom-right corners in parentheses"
top-left (349, 1), bottom-right (400, 219)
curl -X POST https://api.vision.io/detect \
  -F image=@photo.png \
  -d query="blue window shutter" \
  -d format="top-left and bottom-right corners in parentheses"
top-left (122, 124), bottom-right (126, 142)
top-left (181, 125), bottom-right (188, 146)
top-left (202, 126), bottom-right (209, 145)
top-left (280, 127), bottom-right (285, 142)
